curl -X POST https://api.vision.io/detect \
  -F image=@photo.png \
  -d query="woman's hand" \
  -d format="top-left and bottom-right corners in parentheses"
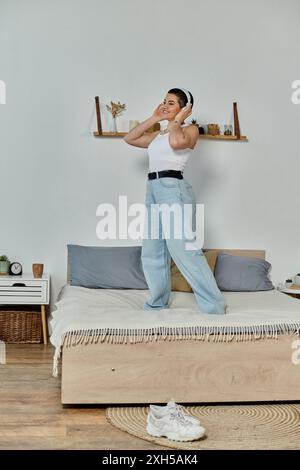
top-left (151, 103), bottom-right (166, 122)
top-left (174, 103), bottom-right (192, 123)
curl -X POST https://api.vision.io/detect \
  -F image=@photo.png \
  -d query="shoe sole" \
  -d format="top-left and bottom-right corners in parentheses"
top-left (146, 422), bottom-right (205, 442)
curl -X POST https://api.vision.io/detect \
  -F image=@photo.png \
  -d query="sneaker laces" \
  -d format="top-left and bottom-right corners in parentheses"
top-left (169, 405), bottom-right (191, 425)
top-left (168, 401), bottom-right (194, 420)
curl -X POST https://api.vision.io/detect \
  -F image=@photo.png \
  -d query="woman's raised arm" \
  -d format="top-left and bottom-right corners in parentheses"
top-left (123, 103), bottom-right (165, 145)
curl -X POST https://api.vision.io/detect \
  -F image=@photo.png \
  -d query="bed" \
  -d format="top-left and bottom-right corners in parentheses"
top-left (50, 249), bottom-right (300, 404)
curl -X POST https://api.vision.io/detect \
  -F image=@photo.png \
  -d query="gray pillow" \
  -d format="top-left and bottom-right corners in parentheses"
top-left (214, 253), bottom-right (274, 292)
top-left (67, 244), bottom-right (148, 289)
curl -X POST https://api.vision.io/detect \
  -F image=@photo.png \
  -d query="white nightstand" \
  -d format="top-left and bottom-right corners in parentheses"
top-left (277, 283), bottom-right (300, 300)
top-left (0, 273), bottom-right (50, 344)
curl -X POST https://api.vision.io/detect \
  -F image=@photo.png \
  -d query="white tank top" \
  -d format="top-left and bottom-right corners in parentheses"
top-left (147, 123), bottom-right (197, 172)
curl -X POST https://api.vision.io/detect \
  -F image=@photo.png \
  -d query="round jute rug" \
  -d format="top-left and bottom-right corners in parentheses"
top-left (106, 404), bottom-right (300, 450)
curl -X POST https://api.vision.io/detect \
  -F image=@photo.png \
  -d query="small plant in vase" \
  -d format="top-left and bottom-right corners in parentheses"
top-left (0, 255), bottom-right (10, 275)
top-left (191, 118), bottom-right (205, 135)
top-left (190, 118), bottom-right (199, 130)
top-left (106, 101), bottom-right (126, 133)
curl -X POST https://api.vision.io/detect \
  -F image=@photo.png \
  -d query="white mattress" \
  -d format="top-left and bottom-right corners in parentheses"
top-left (50, 284), bottom-right (300, 350)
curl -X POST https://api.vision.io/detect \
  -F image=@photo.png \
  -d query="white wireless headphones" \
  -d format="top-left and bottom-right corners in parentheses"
top-left (177, 87), bottom-right (192, 106)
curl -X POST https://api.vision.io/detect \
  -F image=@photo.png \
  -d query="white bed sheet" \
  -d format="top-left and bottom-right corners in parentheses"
top-left (50, 284), bottom-right (300, 350)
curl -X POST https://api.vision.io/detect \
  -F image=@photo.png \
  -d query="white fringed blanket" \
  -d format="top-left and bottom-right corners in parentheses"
top-left (50, 285), bottom-right (300, 377)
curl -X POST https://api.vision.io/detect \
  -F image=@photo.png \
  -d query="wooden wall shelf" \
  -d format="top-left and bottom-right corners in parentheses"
top-left (93, 131), bottom-right (248, 141)
top-left (94, 131), bottom-right (127, 137)
top-left (198, 134), bottom-right (248, 141)
top-left (93, 97), bottom-right (248, 141)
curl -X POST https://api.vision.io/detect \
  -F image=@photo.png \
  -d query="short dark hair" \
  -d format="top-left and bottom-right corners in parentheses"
top-left (167, 88), bottom-right (194, 108)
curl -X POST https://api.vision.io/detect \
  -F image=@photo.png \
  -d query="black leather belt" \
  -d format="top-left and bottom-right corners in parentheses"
top-left (148, 170), bottom-right (183, 180)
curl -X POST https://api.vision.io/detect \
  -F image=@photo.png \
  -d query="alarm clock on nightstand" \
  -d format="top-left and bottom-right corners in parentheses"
top-left (9, 262), bottom-right (23, 276)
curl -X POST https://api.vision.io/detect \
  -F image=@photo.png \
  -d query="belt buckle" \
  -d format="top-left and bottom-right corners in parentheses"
top-left (156, 171), bottom-right (159, 179)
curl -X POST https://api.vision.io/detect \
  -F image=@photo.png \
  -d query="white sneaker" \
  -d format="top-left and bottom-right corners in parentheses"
top-left (150, 400), bottom-right (201, 426)
top-left (146, 406), bottom-right (206, 442)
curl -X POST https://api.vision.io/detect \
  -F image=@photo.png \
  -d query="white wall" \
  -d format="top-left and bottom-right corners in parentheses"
top-left (0, 0), bottom-right (300, 310)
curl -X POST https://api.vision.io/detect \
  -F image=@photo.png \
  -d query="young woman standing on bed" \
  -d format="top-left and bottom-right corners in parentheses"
top-left (124, 88), bottom-right (226, 315)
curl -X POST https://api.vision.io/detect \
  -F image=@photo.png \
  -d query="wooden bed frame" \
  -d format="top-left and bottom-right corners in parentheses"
top-left (61, 249), bottom-right (300, 404)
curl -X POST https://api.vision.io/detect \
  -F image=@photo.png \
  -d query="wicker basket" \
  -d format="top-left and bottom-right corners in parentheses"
top-left (0, 305), bottom-right (42, 343)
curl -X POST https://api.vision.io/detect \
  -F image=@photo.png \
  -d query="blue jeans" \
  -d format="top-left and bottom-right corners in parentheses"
top-left (141, 176), bottom-right (226, 314)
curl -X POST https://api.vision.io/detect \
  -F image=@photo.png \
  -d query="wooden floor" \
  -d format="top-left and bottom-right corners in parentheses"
top-left (0, 344), bottom-right (166, 450)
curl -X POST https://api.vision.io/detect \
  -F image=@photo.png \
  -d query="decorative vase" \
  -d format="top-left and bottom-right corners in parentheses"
top-left (294, 274), bottom-right (300, 285)
top-left (129, 120), bottom-right (139, 130)
top-left (32, 263), bottom-right (44, 278)
top-left (224, 124), bottom-right (233, 135)
top-left (207, 124), bottom-right (220, 136)
top-left (110, 117), bottom-right (117, 133)
top-left (0, 261), bottom-right (9, 275)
